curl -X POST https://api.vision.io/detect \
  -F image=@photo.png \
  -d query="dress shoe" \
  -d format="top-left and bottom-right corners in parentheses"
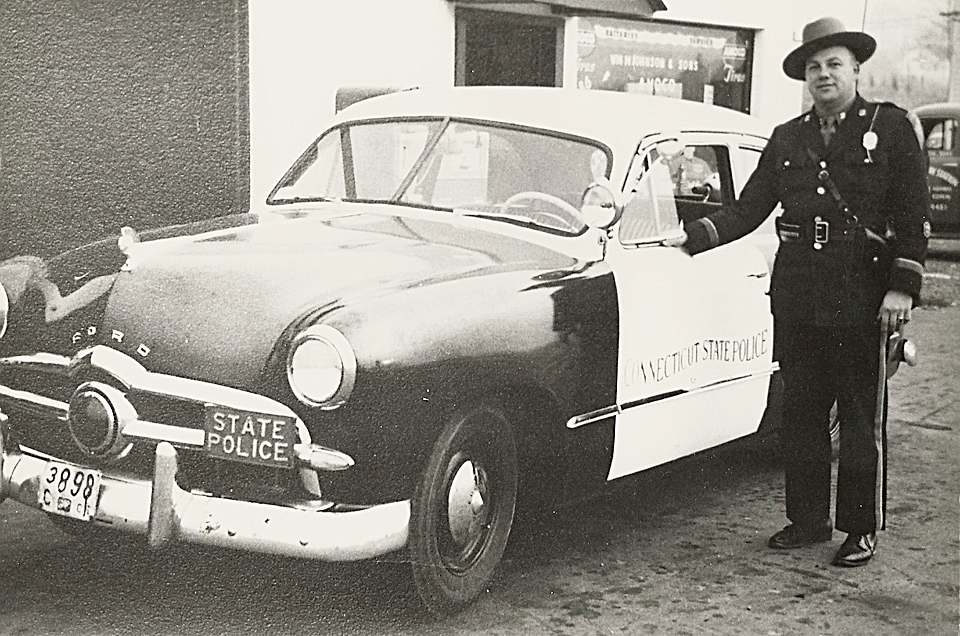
top-left (768, 522), bottom-right (833, 549)
top-left (832, 532), bottom-right (877, 567)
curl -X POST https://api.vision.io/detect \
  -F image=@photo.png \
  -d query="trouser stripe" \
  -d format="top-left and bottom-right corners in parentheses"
top-left (874, 330), bottom-right (887, 530)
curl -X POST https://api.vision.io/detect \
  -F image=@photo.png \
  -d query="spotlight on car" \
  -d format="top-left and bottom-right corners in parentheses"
top-left (287, 325), bottom-right (357, 409)
top-left (580, 178), bottom-right (623, 230)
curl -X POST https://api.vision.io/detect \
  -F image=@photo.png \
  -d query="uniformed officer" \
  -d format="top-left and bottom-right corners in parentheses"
top-left (681, 17), bottom-right (928, 567)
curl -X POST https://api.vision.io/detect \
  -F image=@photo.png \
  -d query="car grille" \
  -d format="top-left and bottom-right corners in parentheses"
top-left (0, 349), bottom-right (308, 504)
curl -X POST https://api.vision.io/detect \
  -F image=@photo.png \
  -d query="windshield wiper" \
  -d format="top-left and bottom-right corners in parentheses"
top-left (357, 199), bottom-right (453, 213)
top-left (455, 209), bottom-right (541, 227)
top-left (267, 196), bottom-right (339, 205)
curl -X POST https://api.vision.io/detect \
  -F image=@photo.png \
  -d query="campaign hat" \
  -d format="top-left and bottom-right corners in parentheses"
top-left (782, 17), bottom-right (876, 80)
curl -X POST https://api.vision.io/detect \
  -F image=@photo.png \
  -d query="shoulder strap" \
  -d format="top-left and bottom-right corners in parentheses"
top-left (804, 146), bottom-right (858, 225)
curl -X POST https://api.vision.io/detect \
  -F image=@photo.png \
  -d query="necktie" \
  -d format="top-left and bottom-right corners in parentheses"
top-left (821, 115), bottom-right (838, 146)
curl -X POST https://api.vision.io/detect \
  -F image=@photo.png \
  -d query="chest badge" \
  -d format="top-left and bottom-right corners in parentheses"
top-left (862, 131), bottom-right (878, 163)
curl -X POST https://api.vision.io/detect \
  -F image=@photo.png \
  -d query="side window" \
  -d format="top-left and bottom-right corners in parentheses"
top-left (619, 150), bottom-right (681, 244)
top-left (923, 118), bottom-right (957, 156)
top-left (662, 146), bottom-right (722, 201)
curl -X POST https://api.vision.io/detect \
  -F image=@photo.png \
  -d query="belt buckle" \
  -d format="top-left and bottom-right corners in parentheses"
top-left (813, 219), bottom-right (829, 250)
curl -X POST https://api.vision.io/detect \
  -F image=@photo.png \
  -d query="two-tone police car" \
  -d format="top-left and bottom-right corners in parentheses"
top-left (0, 87), bottom-right (782, 614)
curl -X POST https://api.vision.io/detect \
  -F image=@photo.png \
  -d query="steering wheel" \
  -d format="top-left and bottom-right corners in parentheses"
top-left (498, 191), bottom-right (585, 227)
top-left (689, 183), bottom-right (713, 202)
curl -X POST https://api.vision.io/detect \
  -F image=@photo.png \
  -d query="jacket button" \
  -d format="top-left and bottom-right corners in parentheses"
top-left (817, 186), bottom-right (826, 195)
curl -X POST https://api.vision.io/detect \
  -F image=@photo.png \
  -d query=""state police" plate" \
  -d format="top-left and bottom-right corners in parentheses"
top-left (203, 405), bottom-right (298, 468)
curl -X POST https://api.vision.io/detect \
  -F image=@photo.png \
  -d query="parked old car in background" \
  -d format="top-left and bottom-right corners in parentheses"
top-left (0, 87), bottom-right (782, 614)
top-left (912, 102), bottom-right (960, 237)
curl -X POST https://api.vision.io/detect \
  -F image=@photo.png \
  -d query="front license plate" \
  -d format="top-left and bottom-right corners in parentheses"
top-left (39, 461), bottom-right (102, 521)
top-left (203, 406), bottom-right (298, 468)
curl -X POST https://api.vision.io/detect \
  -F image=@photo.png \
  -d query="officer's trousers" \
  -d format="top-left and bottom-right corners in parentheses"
top-left (775, 321), bottom-right (887, 534)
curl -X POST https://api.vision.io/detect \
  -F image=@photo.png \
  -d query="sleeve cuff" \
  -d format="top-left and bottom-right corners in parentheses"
top-left (890, 257), bottom-right (924, 303)
top-left (684, 218), bottom-right (719, 255)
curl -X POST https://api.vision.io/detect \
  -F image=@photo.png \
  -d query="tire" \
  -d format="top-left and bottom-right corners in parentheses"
top-left (409, 403), bottom-right (518, 616)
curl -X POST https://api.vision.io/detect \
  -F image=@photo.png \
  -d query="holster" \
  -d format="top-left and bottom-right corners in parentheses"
top-left (861, 224), bottom-right (894, 266)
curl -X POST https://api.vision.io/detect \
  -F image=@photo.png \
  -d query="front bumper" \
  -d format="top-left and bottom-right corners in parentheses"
top-left (0, 426), bottom-right (410, 562)
top-left (0, 345), bottom-right (410, 561)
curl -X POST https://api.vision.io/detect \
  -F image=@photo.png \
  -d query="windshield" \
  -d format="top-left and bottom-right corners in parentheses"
top-left (267, 118), bottom-right (610, 234)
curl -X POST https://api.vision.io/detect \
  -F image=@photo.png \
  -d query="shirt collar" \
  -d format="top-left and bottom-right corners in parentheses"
top-left (810, 94), bottom-right (864, 126)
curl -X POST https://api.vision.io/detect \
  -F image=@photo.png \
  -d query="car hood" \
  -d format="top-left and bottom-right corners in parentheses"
top-left (10, 208), bottom-right (577, 388)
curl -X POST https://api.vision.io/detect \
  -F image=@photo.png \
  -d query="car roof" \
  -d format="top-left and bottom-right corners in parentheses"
top-left (911, 102), bottom-right (960, 118)
top-left (330, 86), bottom-right (770, 151)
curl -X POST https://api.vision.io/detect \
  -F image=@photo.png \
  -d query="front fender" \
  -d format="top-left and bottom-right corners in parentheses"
top-left (286, 264), bottom-right (619, 504)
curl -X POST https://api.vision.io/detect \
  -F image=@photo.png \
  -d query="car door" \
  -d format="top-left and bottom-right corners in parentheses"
top-left (603, 135), bottom-right (776, 481)
top-left (919, 110), bottom-right (960, 232)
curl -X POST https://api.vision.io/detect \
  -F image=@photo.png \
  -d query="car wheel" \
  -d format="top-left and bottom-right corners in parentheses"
top-left (409, 403), bottom-right (518, 616)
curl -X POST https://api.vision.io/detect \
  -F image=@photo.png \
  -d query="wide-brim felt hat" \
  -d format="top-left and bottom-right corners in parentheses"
top-left (782, 17), bottom-right (876, 80)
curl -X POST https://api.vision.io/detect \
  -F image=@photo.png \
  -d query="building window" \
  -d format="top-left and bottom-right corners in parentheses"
top-left (455, 9), bottom-right (562, 87)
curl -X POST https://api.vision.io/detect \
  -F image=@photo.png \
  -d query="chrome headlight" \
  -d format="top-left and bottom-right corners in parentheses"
top-left (286, 325), bottom-right (356, 409)
top-left (0, 282), bottom-right (8, 338)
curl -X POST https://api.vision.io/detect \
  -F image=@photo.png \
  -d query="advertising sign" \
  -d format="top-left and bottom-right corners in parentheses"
top-left (577, 17), bottom-right (754, 114)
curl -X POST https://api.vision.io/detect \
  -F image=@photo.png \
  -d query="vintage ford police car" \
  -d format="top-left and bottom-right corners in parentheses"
top-left (0, 87), bottom-right (781, 614)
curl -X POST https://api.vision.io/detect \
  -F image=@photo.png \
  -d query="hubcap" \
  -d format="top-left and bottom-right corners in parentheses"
top-left (445, 458), bottom-right (491, 565)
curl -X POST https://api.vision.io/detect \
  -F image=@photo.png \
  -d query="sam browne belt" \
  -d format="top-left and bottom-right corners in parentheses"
top-left (776, 217), bottom-right (858, 248)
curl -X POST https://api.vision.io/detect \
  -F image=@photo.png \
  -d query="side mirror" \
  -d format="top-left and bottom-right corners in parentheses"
top-left (580, 178), bottom-right (624, 230)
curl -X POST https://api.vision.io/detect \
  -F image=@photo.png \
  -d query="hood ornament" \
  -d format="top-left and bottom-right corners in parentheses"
top-left (118, 226), bottom-right (140, 255)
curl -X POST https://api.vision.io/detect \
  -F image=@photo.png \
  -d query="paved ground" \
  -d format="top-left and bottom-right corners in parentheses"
top-left (0, 258), bottom-right (957, 635)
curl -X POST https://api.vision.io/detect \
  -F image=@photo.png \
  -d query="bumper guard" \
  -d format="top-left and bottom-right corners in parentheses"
top-left (0, 426), bottom-right (410, 562)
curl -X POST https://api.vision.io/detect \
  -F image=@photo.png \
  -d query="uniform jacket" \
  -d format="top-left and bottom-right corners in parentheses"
top-left (685, 94), bottom-right (929, 326)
